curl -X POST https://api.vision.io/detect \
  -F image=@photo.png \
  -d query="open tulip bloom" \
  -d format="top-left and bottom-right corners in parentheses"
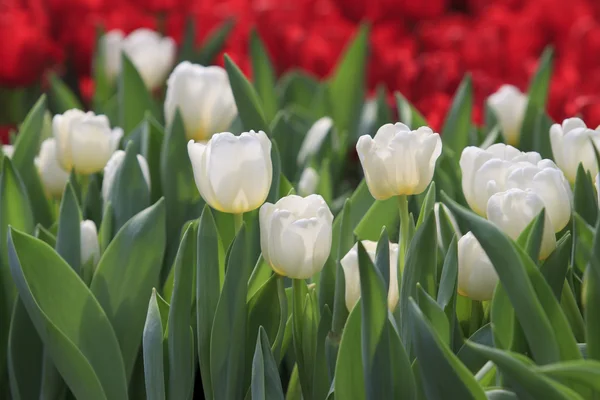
top-left (4, 43), bottom-right (600, 400)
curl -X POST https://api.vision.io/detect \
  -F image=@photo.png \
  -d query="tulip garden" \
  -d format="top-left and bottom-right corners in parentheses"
top-left (3, 3), bottom-right (600, 400)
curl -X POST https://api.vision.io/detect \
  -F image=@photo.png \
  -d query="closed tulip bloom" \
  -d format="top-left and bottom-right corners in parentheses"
top-left (297, 117), bottom-right (333, 166)
top-left (487, 188), bottom-right (556, 259)
top-left (2, 145), bottom-right (14, 159)
top-left (53, 109), bottom-right (123, 174)
top-left (188, 131), bottom-right (272, 213)
top-left (102, 150), bottom-right (151, 201)
top-left (550, 118), bottom-right (600, 183)
top-left (487, 85), bottom-right (528, 145)
top-left (457, 232), bottom-right (498, 301)
top-left (35, 138), bottom-right (70, 198)
top-left (101, 29), bottom-right (176, 90)
top-left (341, 240), bottom-right (399, 312)
top-left (356, 123), bottom-right (442, 199)
top-left (460, 144), bottom-right (542, 216)
top-left (260, 194), bottom-right (333, 279)
top-left (165, 62), bottom-right (237, 141)
top-left (297, 167), bottom-right (319, 196)
top-left (80, 220), bottom-right (100, 267)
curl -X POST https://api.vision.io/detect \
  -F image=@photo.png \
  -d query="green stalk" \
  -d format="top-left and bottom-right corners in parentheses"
top-left (233, 213), bottom-right (244, 233)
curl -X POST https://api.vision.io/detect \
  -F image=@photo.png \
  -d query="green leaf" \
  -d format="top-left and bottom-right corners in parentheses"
top-left (99, 202), bottom-right (113, 253)
top-left (573, 164), bottom-right (598, 226)
top-left (540, 233), bottom-right (571, 299)
top-left (178, 17), bottom-right (197, 63)
top-left (375, 86), bottom-right (392, 128)
top-left (312, 305), bottom-right (332, 400)
top-left (519, 47), bottom-right (553, 151)
top-left (143, 289), bottom-right (167, 400)
top-left (250, 30), bottom-right (278, 124)
top-left (251, 327), bottom-right (284, 400)
top-left (49, 74), bottom-right (83, 113)
top-left (532, 111), bottom-right (554, 159)
top-left (485, 390), bottom-right (518, 400)
top-left (35, 224), bottom-right (56, 247)
top-left (140, 115), bottom-right (165, 203)
top-left (270, 110), bottom-right (305, 180)
top-left (8, 228), bottom-right (128, 400)
top-left (417, 284), bottom-right (450, 346)
top-left (442, 75), bottom-right (473, 154)
top-left (456, 324), bottom-right (494, 373)
top-left (410, 299), bottom-right (486, 400)
top-left (334, 303), bottom-right (365, 400)
top-left (516, 208), bottom-right (545, 262)
top-left (84, 174), bottom-right (103, 228)
top-left (395, 92), bottom-right (427, 129)
top-left (574, 212), bottom-right (595, 274)
top-left (331, 199), bottom-right (353, 335)
top-left (224, 55), bottom-right (268, 132)
top-left (56, 182), bottom-right (82, 273)
top-left (354, 197), bottom-right (399, 241)
top-left (118, 54), bottom-right (158, 135)
top-left (92, 27), bottom-right (113, 111)
top-left (416, 182), bottom-right (436, 228)
top-left (267, 141), bottom-right (282, 204)
top-left (168, 222), bottom-right (197, 400)
top-left (196, 19), bottom-right (236, 65)
top-left (211, 224), bottom-right (252, 400)
top-left (538, 360), bottom-right (600, 395)
top-left (90, 199), bottom-right (166, 379)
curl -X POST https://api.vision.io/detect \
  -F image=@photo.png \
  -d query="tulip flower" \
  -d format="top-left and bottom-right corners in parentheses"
top-left (457, 232), bottom-right (498, 301)
top-left (80, 220), bottom-right (100, 267)
top-left (487, 85), bottom-right (528, 145)
top-left (460, 143), bottom-right (542, 216)
top-left (259, 194), bottom-right (333, 279)
top-left (53, 109), bottom-right (123, 174)
top-left (356, 122), bottom-right (442, 199)
top-left (487, 188), bottom-right (556, 259)
top-left (341, 240), bottom-right (399, 312)
top-left (100, 28), bottom-right (176, 91)
top-left (297, 167), bottom-right (319, 196)
top-left (550, 117), bottom-right (600, 184)
top-left (102, 150), bottom-right (151, 201)
top-left (35, 138), bottom-right (70, 198)
top-left (297, 117), bottom-right (333, 166)
top-left (2, 145), bottom-right (14, 159)
top-left (188, 131), bottom-right (272, 214)
top-left (165, 62), bottom-right (237, 141)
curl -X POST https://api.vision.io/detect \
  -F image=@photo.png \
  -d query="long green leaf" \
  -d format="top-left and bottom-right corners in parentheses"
top-left (251, 327), bottom-right (284, 400)
top-left (250, 30), bottom-right (278, 124)
top-left (196, 19), bottom-right (236, 65)
top-left (143, 289), bottom-right (166, 400)
top-left (334, 303), bottom-right (365, 400)
top-left (49, 74), bottom-right (83, 113)
top-left (573, 164), bottom-right (597, 226)
top-left (56, 183), bottom-right (82, 273)
top-left (118, 54), bottom-right (158, 135)
top-left (538, 360), bottom-right (600, 395)
top-left (442, 75), bottom-right (473, 154)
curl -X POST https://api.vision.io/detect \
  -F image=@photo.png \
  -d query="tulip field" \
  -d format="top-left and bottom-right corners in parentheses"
top-left (2, 13), bottom-right (600, 400)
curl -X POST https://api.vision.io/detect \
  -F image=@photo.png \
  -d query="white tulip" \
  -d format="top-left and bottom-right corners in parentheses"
top-left (487, 85), bottom-right (528, 145)
top-left (434, 202), bottom-right (461, 250)
top-left (34, 139), bottom-right (70, 198)
top-left (2, 145), bottom-right (14, 159)
top-left (297, 167), bottom-right (319, 196)
top-left (460, 143), bottom-right (542, 216)
top-left (53, 109), bottom-right (123, 174)
top-left (297, 117), bottom-right (333, 166)
top-left (550, 117), bottom-right (600, 183)
top-left (487, 188), bottom-right (556, 259)
top-left (505, 160), bottom-right (572, 232)
top-left (259, 194), bottom-right (333, 279)
top-left (188, 131), bottom-right (272, 213)
top-left (341, 240), bottom-right (399, 312)
top-left (356, 123), bottom-right (442, 199)
top-left (102, 150), bottom-right (151, 201)
top-left (101, 29), bottom-right (176, 90)
top-left (457, 232), bottom-right (498, 301)
top-left (165, 62), bottom-right (237, 141)
top-left (80, 220), bottom-right (100, 266)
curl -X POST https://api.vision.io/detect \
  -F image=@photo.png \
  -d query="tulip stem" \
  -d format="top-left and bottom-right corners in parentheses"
top-left (234, 213), bottom-right (244, 233)
top-left (398, 194), bottom-right (410, 274)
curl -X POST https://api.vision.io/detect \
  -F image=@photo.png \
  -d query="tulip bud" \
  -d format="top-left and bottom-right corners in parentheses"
top-left (102, 150), bottom-right (151, 201)
top-left (550, 118), bottom-right (600, 184)
top-left (487, 188), bottom-right (556, 259)
top-left (35, 138), bottom-right (70, 198)
top-left (487, 85), bottom-right (527, 145)
top-left (356, 123), bottom-right (442, 199)
top-left (80, 220), bottom-right (100, 267)
top-left (298, 167), bottom-right (319, 196)
top-left (53, 109), bottom-right (123, 174)
top-left (188, 131), bottom-right (272, 213)
top-left (2, 145), bottom-right (14, 159)
top-left (259, 194), bottom-right (333, 279)
top-left (457, 232), bottom-right (498, 301)
top-left (434, 202), bottom-right (461, 250)
top-left (341, 240), bottom-right (399, 312)
top-left (297, 117), bottom-right (333, 166)
top-left (460, 143), bottom-right (542, 216)
top-left (165, 62), bottom-right (237, 141)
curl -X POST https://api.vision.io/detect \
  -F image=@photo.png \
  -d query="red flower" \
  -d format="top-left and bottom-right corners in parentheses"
top-left (415, 92), bottom-right (451, 132)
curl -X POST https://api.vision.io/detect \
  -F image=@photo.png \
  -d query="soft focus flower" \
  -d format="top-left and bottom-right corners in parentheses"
top-left (259, 194), bottom-right (333, 279)
top-left (100, 28), bottom-right (176, 90)
top-left (165, 62), bottom-right (237, 141)
top-left (80, 220), bottom-right (100, 266)
top-left (35, 138), bottom-right (70, 198)
top-left (2, 145), bottom-right (14, 159)
top-left (297, 117), bottom-right (334, 166)
top-left (487, 188), bottom-right (556, 259)
top-left (460, 143), bottom-right (542, 216)
top-left (457, 232), bottom-right (498, 301)
top-left (434, 202), bottom-right (461, 250)
top-left (53, 109), bottom-right (123, 174)
top-left (550, 117), bottom-right (600, 183)
top-left (298, 167), bottom-right (319, 196)
top-left (356, 123), bottom-right (442, 199)
top-left (102, 150), bottom-right (151, 201)
top-left (341, 240), bottom-right (399, 312)
top-left (188, 131), bottom-right (272, 213)
top-left (487, 85), bottom-right (528, 145)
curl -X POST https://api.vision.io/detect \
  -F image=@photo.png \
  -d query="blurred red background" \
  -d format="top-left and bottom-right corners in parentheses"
top-left (2, 0), bottom-right (600, 136)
